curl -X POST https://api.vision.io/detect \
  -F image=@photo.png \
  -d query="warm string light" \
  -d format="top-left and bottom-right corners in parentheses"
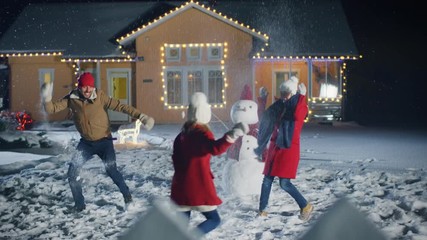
top-left (117, 1), bottom-right (269, 44)
top-left (0, 52), bottom-right (62, 57)
top-left (342, 62), bottom-right (347, 95)
top-left (252, 56), bottom-right (360, 121)
top-left (308, 96), bottom-right (342, 104)
top-left (160, 42), bottom-right (228, 109)
top-left (252, 55), bottom-right (361, 60)
top-left (60, 58), bottom-right (135, 63)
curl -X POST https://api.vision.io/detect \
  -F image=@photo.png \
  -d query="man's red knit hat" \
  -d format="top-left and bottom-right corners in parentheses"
top-left (77, 72), bottom-right (95, 88)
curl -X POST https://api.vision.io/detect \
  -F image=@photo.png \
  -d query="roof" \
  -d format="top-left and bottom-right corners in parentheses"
top-left (214, 0), bottom-right (359, 57)
top-left (0, 0), bottom-right (358, 58)
top-left (117, 1), bottom-right (269, 45)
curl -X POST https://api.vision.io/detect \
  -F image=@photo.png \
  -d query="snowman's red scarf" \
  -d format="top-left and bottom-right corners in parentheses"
top-left (226, 124), bottom-right (258, 161)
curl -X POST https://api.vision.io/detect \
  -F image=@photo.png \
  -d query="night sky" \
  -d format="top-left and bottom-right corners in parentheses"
top-left (1, 0), bottom-right (426, 127)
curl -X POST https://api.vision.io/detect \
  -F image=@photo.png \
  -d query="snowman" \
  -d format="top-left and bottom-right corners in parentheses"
top-left (222, 84), bottom-right (265, 198)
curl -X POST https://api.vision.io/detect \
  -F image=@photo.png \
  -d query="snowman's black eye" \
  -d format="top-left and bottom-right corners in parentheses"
top-left (249, 106), bottom-right (252, 108)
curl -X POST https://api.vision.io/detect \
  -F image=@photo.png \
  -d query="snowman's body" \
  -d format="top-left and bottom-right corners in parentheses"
top-left (223, 100), bottom-right (265, 197)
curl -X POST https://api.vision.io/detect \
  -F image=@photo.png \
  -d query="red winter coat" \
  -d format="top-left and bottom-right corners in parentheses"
top-left (263, 95), bottom-right (308, 179)
top-left (171, 122), bottom-right (232, 206)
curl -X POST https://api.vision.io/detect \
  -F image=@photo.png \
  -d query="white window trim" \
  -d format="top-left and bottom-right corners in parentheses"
top-left (186, 46), bottom-right (201, 61)
top-left (207, 46), bottom-right (223, 61)
top-left (164, 66), bottom-right (224, 107)
top-left (38, 68), bottom-right (55, 105)
top-left (38, 68), bottom-right (55, 87)
top-left (272, 69), bottom-right (299, 100)
top-left (166, 47), bottom-right (181, 62)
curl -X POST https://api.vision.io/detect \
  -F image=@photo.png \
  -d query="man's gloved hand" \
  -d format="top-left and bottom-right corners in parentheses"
top-left (226, 122), bottom-right (249, 141)
top-left (41, 82), bottom-right (53, 102)
top-left (298, 83), bottom-right (307, 96)
top-left (139, 113), bottom-right (155, 131)
top-left (259, 87), bottom-right (268, 98)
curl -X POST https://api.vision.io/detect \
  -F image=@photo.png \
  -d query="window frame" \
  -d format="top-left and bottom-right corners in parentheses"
top-left (166, 46), bottom-right (181, 62)
top-left (207, 46), bottom-right (223, 61)
top-left (272, 69), bottom-right (299, 99)
top-left (311, 61), bottom-right (342, 98)
top-left (186, 46), bottom-right (201, 61)
top-left (163, 66), bottom-right (224, 107)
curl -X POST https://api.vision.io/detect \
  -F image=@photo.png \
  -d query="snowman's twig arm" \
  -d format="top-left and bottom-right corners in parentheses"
top-left (211, 112), bottom-right (230, 130)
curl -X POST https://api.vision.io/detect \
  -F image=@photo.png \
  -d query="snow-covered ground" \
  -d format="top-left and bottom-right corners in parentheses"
top-left (0, 121), bottom-right (426, 239)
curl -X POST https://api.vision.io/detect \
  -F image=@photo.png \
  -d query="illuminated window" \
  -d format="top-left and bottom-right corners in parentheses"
top-left (273, 71), bottom-right (298, 98)
top-left (187, 70), bottom-right (203, 97)
top-left (166, 70), bottom-right (183, 105)
top-left (207, 69), bottom-right (223, 103)
top-left (165, 67), bottom-right (224, 106)
top-left (312, 61), bottom-right (340, 98)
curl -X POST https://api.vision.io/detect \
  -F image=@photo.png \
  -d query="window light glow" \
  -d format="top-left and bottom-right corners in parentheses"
top-left (160, 42), bottom-right (228, 109)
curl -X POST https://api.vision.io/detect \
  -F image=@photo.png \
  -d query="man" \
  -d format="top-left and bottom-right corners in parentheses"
top-left (41, 72), bottom-right (154, 211)
top-left (254, 76), bottom-right (313, 221)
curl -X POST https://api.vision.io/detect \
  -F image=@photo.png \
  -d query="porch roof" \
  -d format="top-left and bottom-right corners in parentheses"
top-left (0, 0), bottom-right (358, 58)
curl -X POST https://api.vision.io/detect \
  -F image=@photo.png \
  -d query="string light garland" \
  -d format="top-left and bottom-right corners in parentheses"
top-left (160, 42), bottom-right (228, 110)
top-left (60, 58), bottom-right (134, 63)
top-left (252, 55), bottom-right (361, 121)
top-left (252, 55), bottom-right (362, 60)
top-left (117, 0), bottom-right (269, 45)
top-left (0, 52), bottom-right (62, 57)
top-left (0, 0), bottom-right (361, 123)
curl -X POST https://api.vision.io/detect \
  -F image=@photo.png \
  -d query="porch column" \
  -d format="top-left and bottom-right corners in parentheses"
top-left (307, 59), bottom-right (312, 99)
top-left (96, 61), bottom-right (101, 88)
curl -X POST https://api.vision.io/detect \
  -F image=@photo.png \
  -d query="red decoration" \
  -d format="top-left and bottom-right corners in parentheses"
top-left (240, 84), bottom-right (253, 100)
top-left (15, 111), bottom-right (33, 130)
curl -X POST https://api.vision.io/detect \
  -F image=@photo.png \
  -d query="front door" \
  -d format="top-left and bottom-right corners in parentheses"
top-left (107, 69), bottom-right (131, 122)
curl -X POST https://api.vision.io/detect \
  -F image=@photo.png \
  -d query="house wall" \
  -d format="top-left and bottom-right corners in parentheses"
top-left (79, 62), bottom-right (135, 104)
top-left (134, 8), bottom-right (254, 124)
top-left (8, 56), bottom-right (73, 121)
top-left (8, 57), bottom-right (134, 122)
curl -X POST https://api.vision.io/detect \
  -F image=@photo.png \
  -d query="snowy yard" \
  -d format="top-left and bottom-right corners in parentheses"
top-left (0, 122), bottom-right (426, 239)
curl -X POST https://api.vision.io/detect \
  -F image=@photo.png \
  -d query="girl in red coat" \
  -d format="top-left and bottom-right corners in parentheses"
top-left (171, 92), bottom-right (248, 234)
top-left (254, 76), bottom-right (313, 221)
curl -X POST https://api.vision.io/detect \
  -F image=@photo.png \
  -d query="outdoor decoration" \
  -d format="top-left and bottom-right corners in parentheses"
top-left (15, 111), bottom-right (33, 131)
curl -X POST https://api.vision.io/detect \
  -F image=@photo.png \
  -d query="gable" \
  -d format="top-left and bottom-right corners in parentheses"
top-left (117, 1), bottom-right (268, 46)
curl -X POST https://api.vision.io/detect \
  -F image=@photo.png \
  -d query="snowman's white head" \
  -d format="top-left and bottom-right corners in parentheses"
top-left (230, 100), bottom-right (258, 124)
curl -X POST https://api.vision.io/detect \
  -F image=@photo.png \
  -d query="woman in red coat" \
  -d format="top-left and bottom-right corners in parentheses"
top-left (254, 76), bottom-right (313, 221)
top-left (171, 92), bottom-right (248, 234)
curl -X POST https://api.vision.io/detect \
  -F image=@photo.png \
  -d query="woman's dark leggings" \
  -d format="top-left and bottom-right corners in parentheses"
top-left (183, 209), bottom-right (221, 234)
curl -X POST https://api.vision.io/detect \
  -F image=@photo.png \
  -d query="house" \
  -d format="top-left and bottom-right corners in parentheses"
top-left (0, 0), bottom-right (359, 124)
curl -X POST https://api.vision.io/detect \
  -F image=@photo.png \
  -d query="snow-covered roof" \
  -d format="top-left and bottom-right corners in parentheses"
top-left (0, 0), bottom-right (358, 58)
